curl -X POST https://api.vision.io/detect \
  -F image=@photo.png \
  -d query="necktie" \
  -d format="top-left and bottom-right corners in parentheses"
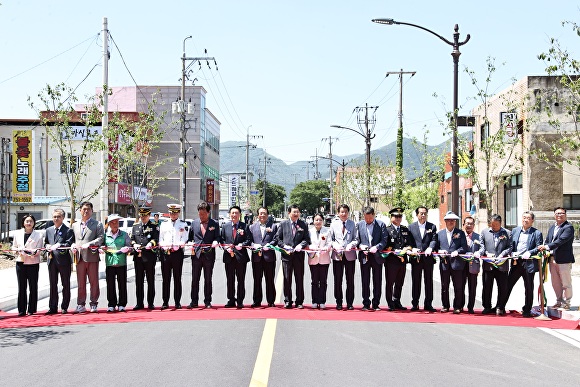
top-left (292, 222), bottom-right (296, 236)
top-left (54, 228), bottom-right (59, 243)
top-left (232, 223), bottom-right (237, 240)
top-left (317, 229), bottom-right (320, 238)
top-left (201, 222), bottom-right (207, 237)
top-left (342, 221), bottom-right (346, 234)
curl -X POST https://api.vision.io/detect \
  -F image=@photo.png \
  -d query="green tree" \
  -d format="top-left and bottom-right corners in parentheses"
top-left (254, 179), bottom-right (286, 215)
top-left (340, 156), bottom-right (393, 213)
top-left (289, 180), bottom-right (329, 215)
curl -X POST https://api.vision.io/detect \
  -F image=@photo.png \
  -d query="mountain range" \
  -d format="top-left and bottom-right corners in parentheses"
top-left (220, 131), bottom-right (470, 194)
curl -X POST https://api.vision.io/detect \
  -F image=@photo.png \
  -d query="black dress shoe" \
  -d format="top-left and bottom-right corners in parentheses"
top-left (395, 305), bottom-right (407, 311)
top-left (481, 308), bottom-right (494, 315)
top-left (175, 304), bottom-right (182, 309)
top-left (284, 303), bottom-right (292, 309)
top-left (237, 304), bottom-right (244, 309)
top-left (425, 307), bottom-right (437, 313)
top-left (372, 306), bottom-right (381, 311)
top-left (336, 304), bottom-right (343, 310)
top-left (147, 305), bottom-right (155, 310)
top-left (522, 311), bottom-right (532, 318)
top-left (61, 309), bottom-right (68, 314)
top-left (45, 310), bottom-right (57, 315)
top-left (296, 304), bottom-right (304, 309)
top-left (225, 302), bottom-right (236, 308)
top-left (410, 306), bottom-right (420, 311)
top-left (361, 306), bottom-right (369, 311)
top-left (467, 309), bottom-right (475, 314)
top-left (251, 303), bottom-right (261, 308)
top-left (161, 304), bottom-right (169, 310)
top-left (205, 303), bottom-right (212, 309)
top-left (187, 303), bottom-right (198, 309)
top-left (18, 312), bottom-right (26, 317)
top-left (27, 312), bottom-right (34, 316)
top-left (347, 305), bottom-right (354, 310)
top-left (496, 309), bottom-right (506, 316)
top-left (133, 305), bottom-right (144, 311)
top-left (267, 303), bottom-right (275, 307)
top-left (440, 308), bottom-right (449, 313)
top-left (453, 309), bottom-right (461, 314)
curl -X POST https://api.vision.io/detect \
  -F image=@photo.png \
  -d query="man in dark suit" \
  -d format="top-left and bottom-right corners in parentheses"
top-left (539, 207), bottom-right (575, 310)
top-left (384, 207), bottom-right (415, 311)
top-left (131, 206), bottom-right (159, 310)
top-left (248, 206), bottom-right (278, 307)
top-left (463, 216), bottom-right (480, 314)
top-left (428, 211), bottom-right (469, 313)
top-left (274, 204), bottom-right (311, 309)
top-left (408, 206), bottom-right (437, 312)
top-left (355, 206), bottom-right (388, 311)
top-left (188, 201), bottom-right (220, 309)
top-left (220, 205), bottom-right (250, 308)
top-left (474, 214), bottom-right (512, 315)
top-left (71, 201), bottom-right (104, 313)
top-left (44, 208), bottom-right (74, 315)
top-left (506, 211), bottom-right (543, 317)
top-left (328, 204), bottom-right (357, 310)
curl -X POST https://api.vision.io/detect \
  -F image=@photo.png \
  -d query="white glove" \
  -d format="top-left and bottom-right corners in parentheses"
top-left (294, 245), bottom-right (302, 252)
top-left (145, 243), bottom-right (152, 249)
top-left (369, 246), bottom-right (378, 254)
top-left (359, 244), bottom-right (368, 251)
top-left (162, 245), bottom-right (170, 251)
top-left (172, 245), bottom-right (180, 251)
top-left (235, 244), bottom-right (243, 251)
top-left (211, 240), bottom-right (219, 248)
top-left (120, 246), bottom-right (131, 253)
top-left (50, 243), bottom-right (61, 252)
top-left (450, 250), bottom-right (458, 257)
top-left (522, 251), bottom-right (531, 260)
top-left (327, 245), bottom-right (333, 252)
top-left (424, 247), bottom-right (432, 256)
top-left (179, 241), bottom-right (186, 247)
top-left (438, 249), bottom-right (448, 255)
top-left (473, 251), bottom-right (481, 258)
top-left (283, 245), bottom-right (292, 250)
top-left (226, 247), bottom-right (233, 254)
top-left (332, 241), bottom-right (341, 250)
top-left (253, 243), bottom-right (261, 249)
top-left (344, 243), bottom-right (352, 252)
top-left (263, 244), bottom-right (271, 251)
top-left (412, 247), bottom-right (420, 253)
top-left (81, 243), bottom-right (90, 249)
top-left (133, 244), bottom-right (141, 250)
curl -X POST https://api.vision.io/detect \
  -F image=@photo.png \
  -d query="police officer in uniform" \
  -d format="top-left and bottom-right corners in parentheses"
top-left (131, 206), bottom-right (159, 310)
top-left (385, 207), bottom-right (416, 310)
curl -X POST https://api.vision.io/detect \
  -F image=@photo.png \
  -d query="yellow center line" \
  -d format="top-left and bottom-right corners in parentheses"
top-left (249, 256), bottom-right (285, 387)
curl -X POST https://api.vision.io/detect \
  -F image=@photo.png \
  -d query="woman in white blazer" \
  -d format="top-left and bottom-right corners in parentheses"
top-left (308, 213), bottom-right (332, 309)
top-left (12, 214), bottom-right (44, 316)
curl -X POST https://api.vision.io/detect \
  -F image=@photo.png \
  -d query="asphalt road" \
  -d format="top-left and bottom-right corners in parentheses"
top-left (2, 254), bottom-right (579, 386)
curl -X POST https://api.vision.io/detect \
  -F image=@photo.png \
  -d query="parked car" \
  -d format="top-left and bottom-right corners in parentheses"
top-left (2, 218), bottom-right (72, 244)
top-left (305, 215), bottom-right (313, 225)
top-left (324, 214), bottom-right (337, 227)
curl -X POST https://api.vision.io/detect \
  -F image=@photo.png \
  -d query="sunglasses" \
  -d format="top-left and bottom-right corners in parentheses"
top-left (393, 215), bottom-right (403, 218)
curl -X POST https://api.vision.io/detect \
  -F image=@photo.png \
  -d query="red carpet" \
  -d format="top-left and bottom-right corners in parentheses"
top-left (1, 306), bottom-right (578, 329)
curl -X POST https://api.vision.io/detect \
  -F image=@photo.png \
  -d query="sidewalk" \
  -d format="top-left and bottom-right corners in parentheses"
top-left (0, 257), bottom-right (135, 312)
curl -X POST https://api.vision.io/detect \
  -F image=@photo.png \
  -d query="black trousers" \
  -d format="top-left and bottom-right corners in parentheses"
top-left (506, 264), bottom-right (536, 313)
top-left (482, 268), bottom-right (508, 310)
top-left (332, 259), bottom-right (356, 307)
top-left (385, 261), bottom-right (406, 307)
top-left (410, 259), bottom-right (434, 308)
top-left (106, 265), bottom-right (128, 307)
top-left (225, 259), bottom-right (247, 305)
top-left (360, 258), bottom-right (382, 308)
top-left (16, 262), bottom-right (39, 314)
top-left (161, 251), bottom-right (184, 305)
top-left (134, 257), bottom-right (156, 307)
top-left (466, 272), bottom-right (478, 311)
top-left (252, 259), bottom-right (276, 305)
top-left (191, 256), bottom-right (215, 305)
top-left (309, 264), bottom-right (330, 304)
top-left (282, 253), bottom-right (305, 305)
top-left (48, 261), bottom-right (71, 312)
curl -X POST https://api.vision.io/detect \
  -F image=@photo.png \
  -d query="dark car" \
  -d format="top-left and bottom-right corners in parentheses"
top-left (324, 214), bottom-right (336, 227)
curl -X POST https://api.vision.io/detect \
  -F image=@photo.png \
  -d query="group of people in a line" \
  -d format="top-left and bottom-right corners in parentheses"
top-left (11, 200), bottom-right (575, 317)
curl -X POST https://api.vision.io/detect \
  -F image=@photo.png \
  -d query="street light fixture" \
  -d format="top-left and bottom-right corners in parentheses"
top-left (317, 155), bottom-right (349, 208)
top-left (372, 18), bottom-right (470, 216)
top-left (330, 124), bottom-right (375, 207)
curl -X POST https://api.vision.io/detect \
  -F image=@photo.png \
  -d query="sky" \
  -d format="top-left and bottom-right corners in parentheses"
top-left (1, 1), bottom-right (579, 165)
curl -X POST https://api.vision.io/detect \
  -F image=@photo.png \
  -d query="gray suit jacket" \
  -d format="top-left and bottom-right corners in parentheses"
top-left (478, 227), bottom-right (512, 272)
top-left (327, 218), bottom-right (357, 261)
top-left (355, 219), bottom-right (388, 265)
top-left (45, 224), bottom-right (75, 265)
top-left (248, 221), bottom-right (278, 263)
top-left (72, 218), bottom-right (104, 263)
top-left (511, 226), bottom-right (543, 273)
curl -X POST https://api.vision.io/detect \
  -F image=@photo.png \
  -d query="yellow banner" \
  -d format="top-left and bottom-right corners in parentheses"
top-left (12, 130), bottom-right (33, 203)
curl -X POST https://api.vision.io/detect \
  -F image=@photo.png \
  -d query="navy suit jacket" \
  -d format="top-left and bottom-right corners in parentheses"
top-left (478, 227), bottom-right (512, 272)
top-left (220, 221), bottom-right (250, 263)
top-left (355, 219), bottom-right (388, 265)
top-left (408, 221), bottom-right (437, 264)
top-left (189, 218), bottom-right (220, 260)
top-left (511, 226), bottom-right (543, 273)
top-left (248, 221), bottom-right (278, 262)
top-left (274, 219), bottom-right (311, 262)
top-left (429, 228), bottom-right (468, 271)
top-left (45, 224), bottom-right (74, 266)
top-left (545, 221), bottom-right (575, 264)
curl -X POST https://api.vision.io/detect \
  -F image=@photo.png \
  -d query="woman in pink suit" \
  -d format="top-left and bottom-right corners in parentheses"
top-left (12, 214), bottom-right (45, 316)
top-left (308, 213), bottom-right (332, 309)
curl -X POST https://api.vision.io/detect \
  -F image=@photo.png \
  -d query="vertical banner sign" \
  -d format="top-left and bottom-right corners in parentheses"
top-left (501, 112), bottom-right (518, 143)
top-left (230, 175), bottom-right (238, 207)
top-left (206, 178), bottom-right (215, 204)
top-left (12, 130), bottom-right (33, 203)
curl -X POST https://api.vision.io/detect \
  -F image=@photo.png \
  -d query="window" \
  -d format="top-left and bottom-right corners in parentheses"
top-left (60, 155), bottom-right (80, 174)
top-left (563, 194), bottom-right (580, 210)
top-left (464, 188), bottom-right (473, 212)
top-left (504, 173), bottom-right (523, 228)
top-left (480, 123), bottom-right (489, 144)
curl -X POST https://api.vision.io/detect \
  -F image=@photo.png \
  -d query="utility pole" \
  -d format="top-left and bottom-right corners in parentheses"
top-left (323, 136), bottom-right (339, 213)
top-left (100, 17), bottom-right (109, 223)
top-left (310, 149), bottom-right (320, 180)
top-left (260, 150), bottom-right (272, 208)
top-left (291, 173), bottom-right (300, 185)
top-left (178, 38), bottom-right (216, 218)
top-left (386, 69), bottom-right (415, 207)
top-left (354, 103), bottom-right (378, 207)
top-left (302, 163), bottom-right (310, 181)
top-left (245, 126), bottom-right (261, 210)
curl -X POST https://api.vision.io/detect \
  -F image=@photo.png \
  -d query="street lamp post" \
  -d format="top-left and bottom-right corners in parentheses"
top-left (372, 18), bottom-right (470, 216)
top-left (330, 124), bottom-right (375, 208)
top-left (317, 155), bottom-right (348, 207)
